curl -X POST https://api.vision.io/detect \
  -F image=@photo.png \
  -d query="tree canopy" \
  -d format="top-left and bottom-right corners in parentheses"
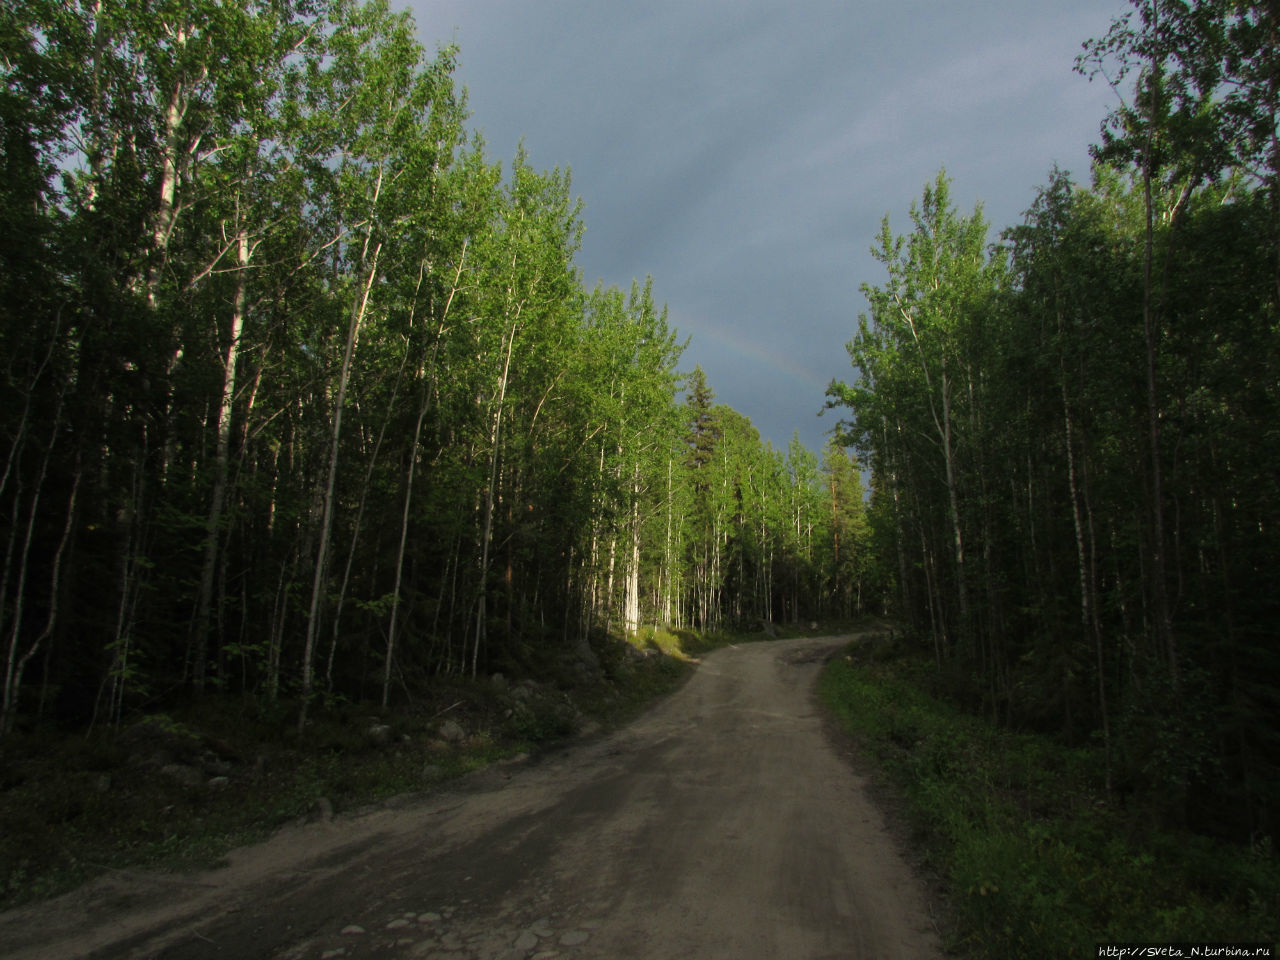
top-left (0, 0), bottom-right (871, 739)
top-left (829, 0), bottom-right (1279, 842)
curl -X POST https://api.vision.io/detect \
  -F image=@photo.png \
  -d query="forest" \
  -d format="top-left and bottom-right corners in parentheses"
top-left (828, 0), bottom-right (1278, 844)
top-left (3, 0), bottom-right (1277, 880)
top-left (2, 0), bottom-right (1279, 948)
top-left (0, 0), bottom-right (873, 741)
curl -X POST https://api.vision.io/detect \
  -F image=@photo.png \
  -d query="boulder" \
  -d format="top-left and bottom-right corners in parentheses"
top-left (202, 755), bottom-right (232, 777)
top-left (121, 720), bottom-right (244, 785)
top-left (136, 747), bottom-right (175, 768)
top-left (437, 719), bottom-right (466, 743)
top-left (159, 763), bottom-right (204, 789)
top-left (311, 796), bottom-right (334, 822)
top-left (199, 734), bottom-right (242, 763)
top-left (119, 717), bottom-right (200, 768)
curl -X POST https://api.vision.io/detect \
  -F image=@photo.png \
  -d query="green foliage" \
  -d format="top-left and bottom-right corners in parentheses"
top-left (1, 0), bottom-right (875, 744)
top-left (820, 643), bottom-right (1280, 958)
top-left (829, 11), bottom-right (1280, 836)
top-left (505, 695), bottom-right (580, 744)
top-left (683, 365), bottom-right (721, 475)
top-left (1, 0), bottom-right (876, 746)
top-left (631, 627), bottom-right (691, 660)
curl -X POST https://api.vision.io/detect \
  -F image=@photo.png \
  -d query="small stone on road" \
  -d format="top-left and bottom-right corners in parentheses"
top-left (514, 930), bottom-right (539, 950)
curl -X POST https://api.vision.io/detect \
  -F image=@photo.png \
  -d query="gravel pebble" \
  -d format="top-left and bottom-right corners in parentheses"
top-left (514, 930), bottom-right (539, 950)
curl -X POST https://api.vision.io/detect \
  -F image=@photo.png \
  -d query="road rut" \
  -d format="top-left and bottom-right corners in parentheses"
top-left (0, 634), bottom-right (942, 960)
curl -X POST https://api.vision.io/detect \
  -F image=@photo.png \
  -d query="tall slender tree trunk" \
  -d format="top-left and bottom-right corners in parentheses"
top-left (381, 392), bottom-right (428, 706)
top-left (382, 246), bottom-right (466, 703)
top-left (920, 526), bottom-right (942, 660)
top-left (103, 528), bottom-right (133, 729)
top-left (603, 531), bottom-right (617, 638)
top-left (192, 229), bottom-right (250, 693)
top-left (1138, 16), bottom-right (1176, 683)
top-left (659, 458), bottom-right (673, 627)
top-left (325, 340), bottom-right (410, 687)
top-left (622, 463), bottom-right (641, 636)
top-left (1083, 422), bottom-right (1111, 794)
top-left (298, 239), bottom-right (382, 733)
top-left (900, 307), bottom-right (966, 647)
top-left (2, 439), bottom-right (78, 735)
top-left (147, 31), bottom-right (207, 483)
top-left (1062, 354), bottom-right (1111, 790)
top-left (146, 30), bottom-right (199, 312)
top-left (473, 320), bottom-right (517, 678)
top-left (939, 362), bottom-right (968, 638)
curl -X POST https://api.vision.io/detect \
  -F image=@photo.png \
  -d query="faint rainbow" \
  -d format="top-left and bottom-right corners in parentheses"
top-left (672, 310), bottom-right (836, 399)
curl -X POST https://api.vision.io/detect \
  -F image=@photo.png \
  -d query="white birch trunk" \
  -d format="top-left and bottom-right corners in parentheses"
top-left (192, 229), bottom-right (250, 692)
top-left (298, 237), bottom-right (382, 733)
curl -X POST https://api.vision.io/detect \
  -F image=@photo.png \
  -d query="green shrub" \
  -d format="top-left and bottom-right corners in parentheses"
top-left (820, 646), bottom-right (1280, 958)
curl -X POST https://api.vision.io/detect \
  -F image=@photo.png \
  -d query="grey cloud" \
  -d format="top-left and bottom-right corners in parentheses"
top-left (410, 0), bottom-right (1124, 454)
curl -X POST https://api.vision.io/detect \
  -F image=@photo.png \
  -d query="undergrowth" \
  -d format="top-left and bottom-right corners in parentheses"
top-left (819, 640), bottom-right (1280, 958)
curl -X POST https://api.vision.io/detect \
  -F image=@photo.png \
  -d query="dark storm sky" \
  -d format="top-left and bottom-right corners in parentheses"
top-left (407, 0), bottom-right (1124, 453)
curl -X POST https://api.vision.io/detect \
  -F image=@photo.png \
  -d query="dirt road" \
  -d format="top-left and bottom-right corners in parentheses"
top-left (0, 634), bottom-right (942, 960)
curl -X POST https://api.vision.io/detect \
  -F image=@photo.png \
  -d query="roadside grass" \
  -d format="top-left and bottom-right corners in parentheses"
top-left (0, 623), bottom-right (781, 913)
top-left (628, 624), bottom-right (744, 660)
top-left (819, 639), bottom-right (1280, 958)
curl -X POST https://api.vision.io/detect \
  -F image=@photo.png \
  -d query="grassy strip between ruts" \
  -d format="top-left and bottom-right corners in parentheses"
top-left (0, 624), bottom-right (796, 913)
top-left (818, 637), bottom-right (1279, 959)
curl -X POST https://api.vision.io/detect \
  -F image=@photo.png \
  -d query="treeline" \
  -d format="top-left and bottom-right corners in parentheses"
top-left (830, 0), bottom-right (1278, 841)
top-left (670, 369), bottom-right (875, 635)
top-left (0, 0), bottom-right (874, 736)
